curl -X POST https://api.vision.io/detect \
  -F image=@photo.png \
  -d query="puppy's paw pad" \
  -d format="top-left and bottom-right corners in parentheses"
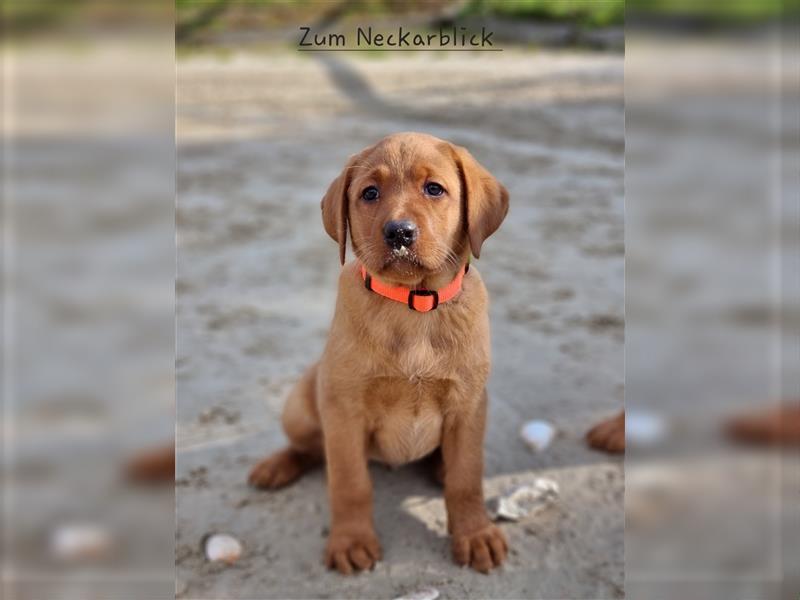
top-left (247, 449), bottom-right (306, 490)
top-left (586, 412), bottom-right (625, 454)
top-left (324, 529), bottom-right (382, 575)
top-left (452, 524), bottom-right (507, 573)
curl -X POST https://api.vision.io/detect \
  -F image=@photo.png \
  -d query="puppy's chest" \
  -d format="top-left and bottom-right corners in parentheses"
top-left (366, 378), bottom-right (448, 466)
top-left (367, 316), bottom-right (463, 381)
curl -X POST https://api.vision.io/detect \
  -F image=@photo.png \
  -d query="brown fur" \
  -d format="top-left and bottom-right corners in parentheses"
top-left (725, 404), bottom-right (800, 446)
top-left (124, 443), bottom-right (175, 484)
top-left (586, 411), bottom-right (625, 454)
top-left (249, 132), bottom-right (509, 574)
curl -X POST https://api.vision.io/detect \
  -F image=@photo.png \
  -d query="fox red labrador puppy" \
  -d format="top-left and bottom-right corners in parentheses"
top-left (248, 132), bottom-right (509, 574)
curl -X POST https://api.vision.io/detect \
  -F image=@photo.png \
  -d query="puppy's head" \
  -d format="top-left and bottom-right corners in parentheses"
top-left (321, 132), bottom-right (508, 284)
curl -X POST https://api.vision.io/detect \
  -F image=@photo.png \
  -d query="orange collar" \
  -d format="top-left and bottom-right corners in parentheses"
top-left (359, 262), bottom-right (469, 313)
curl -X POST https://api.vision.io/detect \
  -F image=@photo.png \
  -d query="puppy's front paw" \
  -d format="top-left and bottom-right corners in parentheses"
top-left (452, 524), bottom-right (508, 574)
top-left (324, 526), bottom-right (382, 575)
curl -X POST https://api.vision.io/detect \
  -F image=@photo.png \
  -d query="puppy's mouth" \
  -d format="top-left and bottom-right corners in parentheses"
top-left (389, 246), bottom-right (414, 261)
top-left (380, 246), bottom-right (427, 275)
top-left (352, 239), bottom-right (433, 281)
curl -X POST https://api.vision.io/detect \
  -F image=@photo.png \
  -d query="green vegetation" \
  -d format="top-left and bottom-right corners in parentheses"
top-left (173, 0), bottom-right (796, 48)
top-left (462, 0), bottom-right (624, 27)
top-left (456, 0), bottom-right (794, 26)
top-left (628, 0), bottom-right (792, 22)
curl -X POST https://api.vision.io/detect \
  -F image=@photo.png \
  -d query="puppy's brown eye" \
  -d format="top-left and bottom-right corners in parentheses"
top-left (424, 182), bottom-right (444, 197)
top-left (361, 186), bottom-right (380, 202)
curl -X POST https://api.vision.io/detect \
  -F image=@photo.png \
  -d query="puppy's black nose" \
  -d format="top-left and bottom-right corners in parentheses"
top-left (383, 220), bottom-right (418, 249)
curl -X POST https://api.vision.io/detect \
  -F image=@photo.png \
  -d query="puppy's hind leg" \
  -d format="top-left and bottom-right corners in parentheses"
top-left (249, 363), bottom-right (324, 490)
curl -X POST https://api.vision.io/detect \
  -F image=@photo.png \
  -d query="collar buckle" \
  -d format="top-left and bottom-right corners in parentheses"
top-left (408, 289), bottom-right (439, 312)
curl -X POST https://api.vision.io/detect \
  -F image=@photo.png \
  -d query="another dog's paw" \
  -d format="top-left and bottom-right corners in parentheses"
top-left (586, 412), bottom-right (625, 454)
top-left (247, 448), bottom-right (311, 490)
top-left (324, 527), bottom-right (382, 575)
top-left (452, 524), bottom-right (508, 574)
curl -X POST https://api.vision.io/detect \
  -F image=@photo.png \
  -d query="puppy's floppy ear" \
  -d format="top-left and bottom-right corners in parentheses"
top-left (320, 155), bottom-right (357, 265)
top-left (450, 143), bottom-right (509, 259)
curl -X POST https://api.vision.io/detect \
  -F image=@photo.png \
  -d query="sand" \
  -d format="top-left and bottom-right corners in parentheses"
top-left (176, 49), bottom-right (624, 599)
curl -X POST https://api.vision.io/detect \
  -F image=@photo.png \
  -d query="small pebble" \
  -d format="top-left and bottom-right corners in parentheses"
top-left (520, 420), bottom-right (557, 451)
top-left (393, 588), bottom-right (439, 600)
top-left (487, 478), bottom-right (559, 521)
top-left (626, 410), bottom-right (667, 446)
top-left (50, 523), bottom-right (112, 562)
top-left (205, 534), bottom-right (242, 564)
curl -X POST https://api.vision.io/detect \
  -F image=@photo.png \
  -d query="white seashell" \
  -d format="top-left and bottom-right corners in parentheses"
top-left (50, 523), bottom-right (112, 562)
top-left (626, 410), bottom-right (667, 446)
top-left (520, 420), bottom-right (557, 451)
top-left (487, 478), bottom-right (560, 521)
top-left (205, 533), bottom-right (242, 564)
top-left (393, 588), bottom-right (440, 600)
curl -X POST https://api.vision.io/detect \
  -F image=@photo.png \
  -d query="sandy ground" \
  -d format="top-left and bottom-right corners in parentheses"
top-left (176, 49), bottom-right (624, 599)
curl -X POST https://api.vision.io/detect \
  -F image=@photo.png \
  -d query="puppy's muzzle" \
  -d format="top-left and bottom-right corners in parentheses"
top-left (383, 220), bottom-right (418, 250)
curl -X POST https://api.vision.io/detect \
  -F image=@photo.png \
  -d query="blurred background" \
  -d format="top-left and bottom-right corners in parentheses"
top-left (625, 1), bottom-right (799, 598)
top-left (2, 2), bottom-right (175, 599)
top-left (1, 1), bottom-right (797, 599)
